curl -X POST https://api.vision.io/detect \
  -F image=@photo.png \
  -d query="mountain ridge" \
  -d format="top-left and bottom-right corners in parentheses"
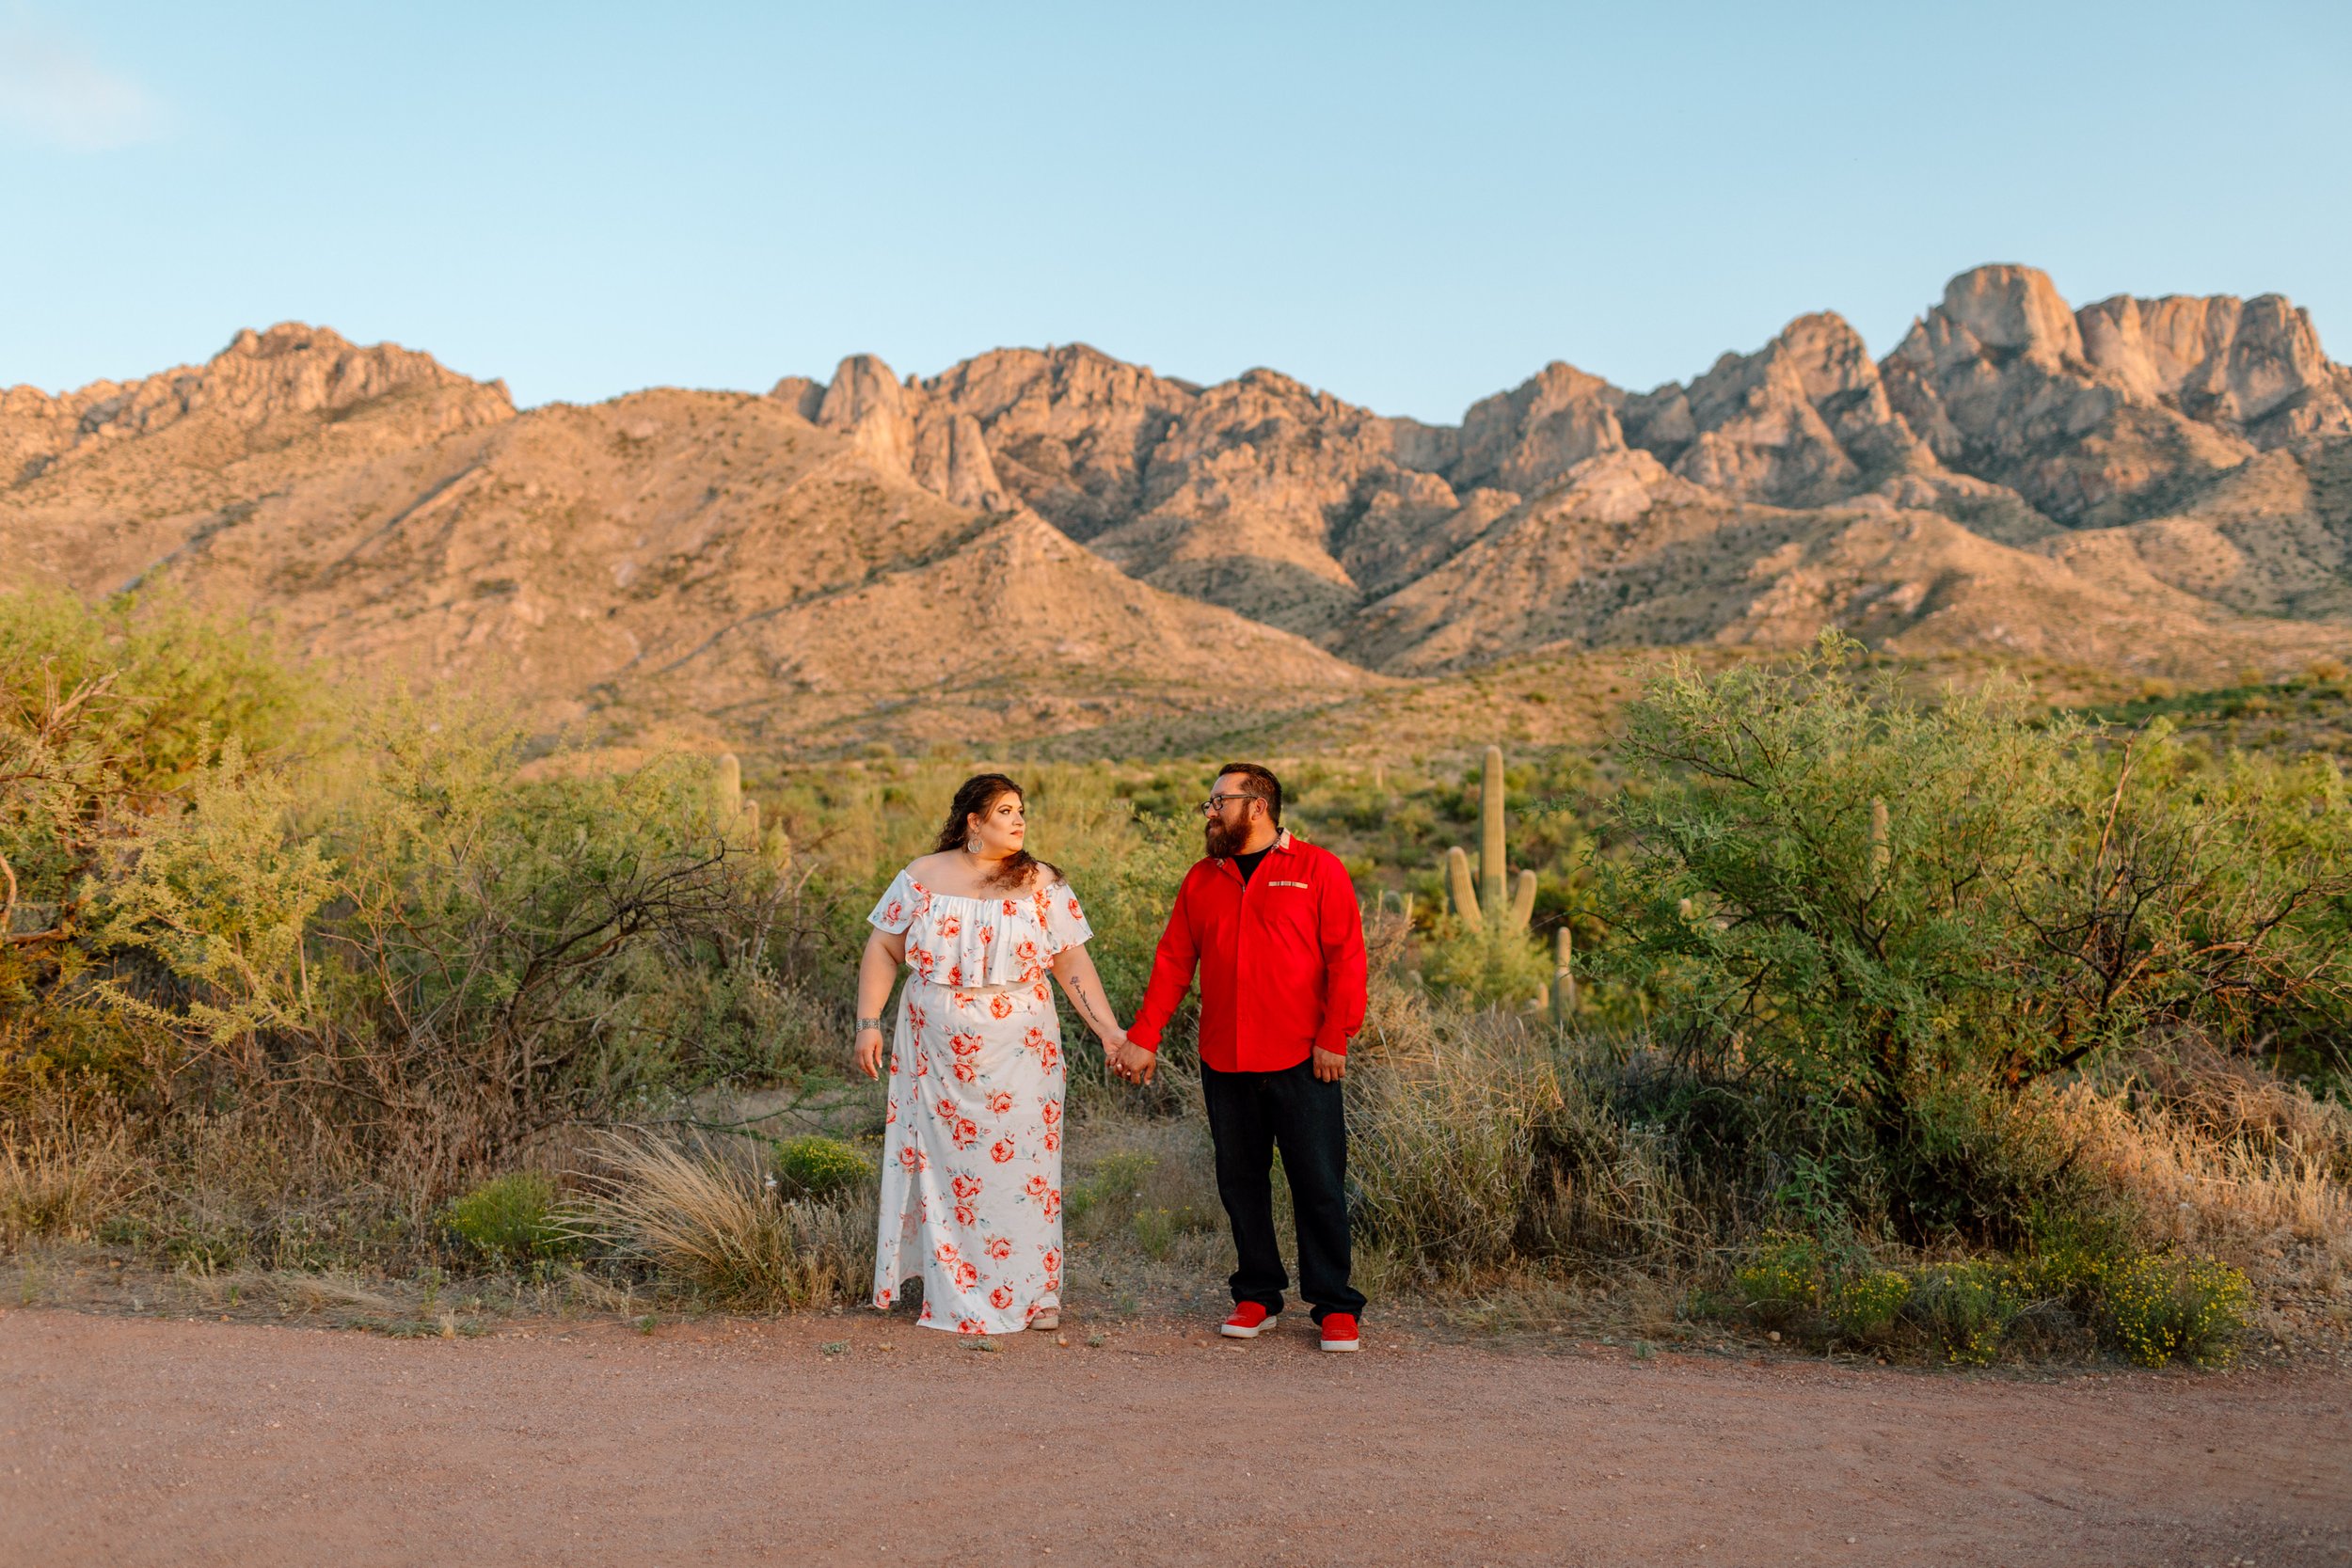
top-left (6, 264), bottom-right (2347, 756)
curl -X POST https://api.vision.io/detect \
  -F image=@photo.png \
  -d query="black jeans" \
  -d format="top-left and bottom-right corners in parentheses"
top-left (1200, 1060), bottom-right (1366, 1323)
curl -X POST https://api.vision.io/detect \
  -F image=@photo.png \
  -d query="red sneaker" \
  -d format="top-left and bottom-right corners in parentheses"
top-left (1219, 1303), bottom-right (1279, 1338)
top-left (1318, 1313), bottom-right (1360, 1353)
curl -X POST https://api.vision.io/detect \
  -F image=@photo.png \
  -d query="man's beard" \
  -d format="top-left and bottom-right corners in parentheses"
top-left (1204, 816), bottom-right (1248, 860)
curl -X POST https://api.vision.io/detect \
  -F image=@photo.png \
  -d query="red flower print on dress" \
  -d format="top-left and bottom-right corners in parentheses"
top-left (950, 1117), bottom-right (979, 1151)
top-left (885, 1100), bottom-right (898, 1125)
top-left (936, 913), bottom-right (961, 940)
top-left (877, 1287), bottom-right (893, 1307)
top-left (919, 1302), bottom-right (934, 1323)
top-left (990, 1137), bottom-right (1016, 1164)
top-left (882, 898), bottom-right (904, 926)
top-left (1067, 895), bottom-right (1084, 921)
top-left (1043, 1129), bottom-right (1059, 1153)
top-left (1037, 1038), bottom-right (1061, 1072)
top-left (979, 925), bottom-right (995, 944)
top-left (986, 1090), bottom-right (1015, 1116)
top-left (952, 1260), bottom-right (979, 1291)
top-left (933, 1240), bottom-right (960, 1264)
top-left (952, 1061), bottom-right (977, 1084)
top-left (956, 1317), bottom-right (985, 1335)
top-left (1001, 899), bottom-right (1019, 917)
top-left (1025, 1175), bottom-right (1049, 1200)
top-left (934, 1095), bottom-right (956, 1122)
top-left (954, 1203), bottom-right (977, 1227)
top-left (988, 993), bottom-right (1013, 1021)
top-left (1023, 1025), bottom-right (1048, 1053)
top-left (951, 1032), bottom-right (983, 1059)
top-left (1043, 1190), bottom-right (1061, 1219)
top-left (952, 1174), bottom-right (982, 1200)
top-left (1032, 983), bottom-right (1050, 1005)
top-left (907, 1003), bottom-right (928, 1035)
top-left (1041, 1099), bottom-right (1061, 1128)
top-left (908, 943), bottom-right (936, 981)
top-left (984, 1235), bottom-right (1012, 1260)
top-left (989, 1284), bottom-right (1015, 1310)
top-left (1042, 1245), bottom-right (1062, 1275)
top-left (898, 1147), bottom-right (928, 1173)
top-left (946, 963), bottom-right (964, 988)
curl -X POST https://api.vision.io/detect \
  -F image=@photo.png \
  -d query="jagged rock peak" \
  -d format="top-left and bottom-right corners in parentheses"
top-left (814, 354), bottom-right (914, 469)
top-left (1452, 360), bottom-right (1627, 496)
top-left (1932, 263), bottom-right (2085, 366)
top-left (2075, 290), bottom-right (2352, 442)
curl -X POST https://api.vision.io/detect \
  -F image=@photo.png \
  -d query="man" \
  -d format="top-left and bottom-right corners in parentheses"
top-left (1111, 764), bottom-right (1370, 1352)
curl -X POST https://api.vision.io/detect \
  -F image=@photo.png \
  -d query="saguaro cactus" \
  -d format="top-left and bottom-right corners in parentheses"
top-left (1869, 795), bottom-right (1891, 880)
top-left (1549, 926), bottom-right (1577, 1023)
top-left (1443, 743), bottom-right (1538, 933)
top-left (1478, 745), bottom-right (1506, 916)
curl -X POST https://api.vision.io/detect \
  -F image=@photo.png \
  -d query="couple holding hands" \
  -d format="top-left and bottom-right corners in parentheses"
top-left (852, 764), bottom-right (1369, 1350)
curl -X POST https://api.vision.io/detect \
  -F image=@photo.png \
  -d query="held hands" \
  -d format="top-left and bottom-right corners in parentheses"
top-left (853, 1025), bottom-right (884, 1080)
top-left (1106, 1036), bottom-right (1157, 1086)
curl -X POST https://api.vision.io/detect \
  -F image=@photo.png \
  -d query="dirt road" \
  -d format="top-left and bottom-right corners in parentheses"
top-left (3, 1307), bottom-right (2346, 1567)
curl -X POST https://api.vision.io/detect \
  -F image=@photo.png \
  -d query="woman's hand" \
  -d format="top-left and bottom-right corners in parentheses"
top-left (853, 1025), bottom-right (884, 1080)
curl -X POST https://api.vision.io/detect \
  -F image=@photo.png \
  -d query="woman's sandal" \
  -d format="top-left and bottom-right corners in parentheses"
top-left (1028, 1309), bottom-right (1061, 1331)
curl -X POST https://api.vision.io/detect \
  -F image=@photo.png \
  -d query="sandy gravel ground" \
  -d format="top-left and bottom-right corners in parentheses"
top-left (3, 1307), bottom-right (2347, 1567)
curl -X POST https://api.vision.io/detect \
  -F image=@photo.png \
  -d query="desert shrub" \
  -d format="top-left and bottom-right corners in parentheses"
top-left (770, 1134), bottom-right (869, 1198)
top-left (42, 681), bottom-right (784, 1189)
top-left (1417, 917), bottom-right (1550, 1009)
top-left (1829, 1267), bottom-right (1912, 1341)
top-left (443, 1173), bottom-right (575, 1266)
top-left (1731, 1232), bottom-right (1823, 1325)
top-left (1902, 1260), bottom-right (2027, 1365)
top-left (2097, 1253), bottom-right (2251, 1368)
top-left (576, 1133), bottom-right (867, 1310)
top-left (1596, 631), bottom-right (2352, 1240)
top-left (1065, 1148), bottom-right (1157, 1232)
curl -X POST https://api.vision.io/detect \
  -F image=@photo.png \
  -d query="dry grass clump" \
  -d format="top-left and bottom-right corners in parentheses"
top-left (1345, 980), bottom-right (1704, 1280)
top-left (0, 1112), bottom-right (145, 1247)
top-left (572, 1132), bottom-right (869, 1310)
top-left (2052, 1047), bottom-right (2352, 1293)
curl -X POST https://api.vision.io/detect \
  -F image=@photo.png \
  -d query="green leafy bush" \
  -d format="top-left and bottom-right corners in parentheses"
top-left (443, 1173), bottom-right (575, 1265)
top-left (1597, 632), bottom-right (2352, 1239)
top-left (770, 1134), bottom-right (869, 1198)
top-left (2098, 1254), bottom-right (2250, 1368)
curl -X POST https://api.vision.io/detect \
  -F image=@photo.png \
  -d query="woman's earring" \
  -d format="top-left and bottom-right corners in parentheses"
top-left (966, 834), bottom-right (980, 853)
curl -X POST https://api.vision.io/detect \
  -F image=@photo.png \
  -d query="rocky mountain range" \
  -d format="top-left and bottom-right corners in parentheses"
top-left (4, 264), bottom-right (2347, 755)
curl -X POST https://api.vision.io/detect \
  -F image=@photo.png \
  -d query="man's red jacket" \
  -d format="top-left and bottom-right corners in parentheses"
top-left (1124, 829), bottom-right (1368, 1072)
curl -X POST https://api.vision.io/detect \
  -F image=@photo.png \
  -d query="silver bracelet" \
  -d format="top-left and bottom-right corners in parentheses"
top-left (856, 1017), bottom-right (883, 1033)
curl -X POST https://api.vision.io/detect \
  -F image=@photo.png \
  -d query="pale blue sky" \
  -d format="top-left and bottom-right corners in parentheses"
top-left (4, 1), bottom-right (2348, 422)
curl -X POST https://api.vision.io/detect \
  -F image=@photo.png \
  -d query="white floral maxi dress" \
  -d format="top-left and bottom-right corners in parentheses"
top-left (867, 868), bottom-right (1092, 1334)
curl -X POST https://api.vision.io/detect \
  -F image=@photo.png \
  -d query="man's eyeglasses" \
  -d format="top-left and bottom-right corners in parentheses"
top-left (1199, 793), bottom-right (1263, 816)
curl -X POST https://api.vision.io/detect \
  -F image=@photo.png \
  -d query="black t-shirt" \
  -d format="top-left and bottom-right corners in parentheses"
top-left (1232, 845), bottom-right (1274, 884)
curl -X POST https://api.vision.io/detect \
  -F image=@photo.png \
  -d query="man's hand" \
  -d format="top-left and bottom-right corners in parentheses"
top-left (1109, 1039), bottom-right (1158, 1085)
top-left (1311, 1047), bottom-right (1346, 1083)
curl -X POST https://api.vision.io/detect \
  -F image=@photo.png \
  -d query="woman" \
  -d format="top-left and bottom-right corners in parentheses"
top-left (854, 773), bottom-right (1129, 1334)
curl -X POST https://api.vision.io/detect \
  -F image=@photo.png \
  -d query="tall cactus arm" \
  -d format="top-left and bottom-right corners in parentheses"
top-left (1446, 846), bottom-right (1484, 932)
top-left (1479, 744), bottom-right (1505, 919)
top-left (1509, 869), bottom-right (1536, 932)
